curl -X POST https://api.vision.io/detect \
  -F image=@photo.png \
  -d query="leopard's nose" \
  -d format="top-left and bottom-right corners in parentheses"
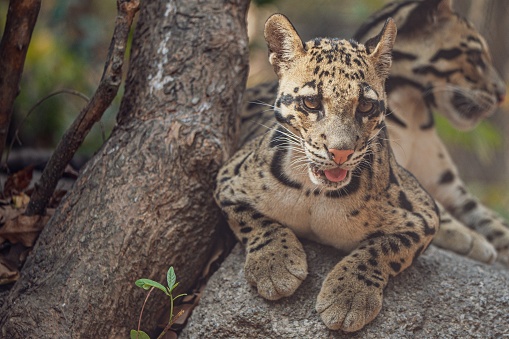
top-left (494, 79), bottom-right (506, 104)
top-left (328, 149), bottom-right (354, 165)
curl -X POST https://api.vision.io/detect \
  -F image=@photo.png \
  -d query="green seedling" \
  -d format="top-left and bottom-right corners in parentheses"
top-left (131, 266), bottom-right (186, 339)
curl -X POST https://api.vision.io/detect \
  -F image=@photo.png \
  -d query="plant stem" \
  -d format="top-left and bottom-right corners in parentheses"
top-left (156, 295), bottom-right (174, 339)
top-left (137, 287), bottom-right (154, 338)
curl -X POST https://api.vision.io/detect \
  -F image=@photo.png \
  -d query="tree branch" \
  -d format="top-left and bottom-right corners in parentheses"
top-left (0, 0), bottom-right (41, 168)
top-left (24, 0), bottom-right (140, 216)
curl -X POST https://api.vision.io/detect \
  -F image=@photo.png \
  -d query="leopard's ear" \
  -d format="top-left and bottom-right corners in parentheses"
top-left (400, 0), bottom-right (453, 34)
top-left (366, 18), bottom-right (397, 80)
top-left (436, 0), bottom-right (454, 18)
top-left (264, 14), bottom-right (306, 77)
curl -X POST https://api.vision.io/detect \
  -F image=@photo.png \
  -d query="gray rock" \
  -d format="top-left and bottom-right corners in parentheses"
top-left (181, 241), bottom-right (509, 339)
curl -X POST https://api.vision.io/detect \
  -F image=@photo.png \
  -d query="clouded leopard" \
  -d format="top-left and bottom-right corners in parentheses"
top-left (215, 14), bottom-right (438, 332)
top-left (241, 0), bottom-right (508, 265)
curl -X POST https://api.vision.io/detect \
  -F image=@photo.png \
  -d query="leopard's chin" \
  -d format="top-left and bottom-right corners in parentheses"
top-left (441, 91), bottom-right (497, 131)
top-left (309, 164), bottom-right (352, 189)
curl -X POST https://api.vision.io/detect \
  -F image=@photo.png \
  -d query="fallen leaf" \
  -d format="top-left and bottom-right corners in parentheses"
top-left (0, 205), bottom-right (23, 224)
top-left (12, 193), bottom-right (31, 209)
top-left (0, 214), bottom-right (50, 247)
top-left (3, 165), bottom-right (34, 196)
top-left (160, 330), bottom-right (177, 339)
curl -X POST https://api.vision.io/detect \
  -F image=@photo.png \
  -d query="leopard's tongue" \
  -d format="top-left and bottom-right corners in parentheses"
top-left (324, 167), bottom-right (348, 182)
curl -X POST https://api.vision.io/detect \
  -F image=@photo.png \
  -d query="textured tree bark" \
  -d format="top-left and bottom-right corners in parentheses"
top-left (0, 0), bottom-right (249, 337)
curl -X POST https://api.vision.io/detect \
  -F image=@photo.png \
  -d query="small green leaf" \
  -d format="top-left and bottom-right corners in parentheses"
top-left (168, 281), bottom-right (180, 294)
top-left (174, 293), bottom-right (187, 300)
top-left (130, 330), bottom-right (151, 339)
top-left (135, 279), bottom-right (169, 295)
top-left (167, 266), bottom-right (176, 290)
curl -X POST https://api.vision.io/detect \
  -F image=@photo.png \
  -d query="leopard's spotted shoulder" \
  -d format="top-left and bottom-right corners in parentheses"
top-left (215, 14), bottom-right (438, 332)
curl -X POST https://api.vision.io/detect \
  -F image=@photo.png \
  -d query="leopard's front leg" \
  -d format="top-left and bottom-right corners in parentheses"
top-left (218, 201), bottom-right (308, 300)
top-left (316, 226), bottom-right (434, 332)
top-left (407, 131), bottom-right (509, 264)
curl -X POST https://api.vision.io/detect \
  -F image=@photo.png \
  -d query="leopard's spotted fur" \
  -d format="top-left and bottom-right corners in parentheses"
top-left (241, 0), bottom-right (508, 265)
top-left (215, 15), bottom-right (438, 332)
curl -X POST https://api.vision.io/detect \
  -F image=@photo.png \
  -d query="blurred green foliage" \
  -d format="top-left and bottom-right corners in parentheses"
top-left (435, 114), bottom-right (503, 165)
top-left (0, 0), bottom-right (121, 158)
top-left (0, 0), bottom-right (506, 206)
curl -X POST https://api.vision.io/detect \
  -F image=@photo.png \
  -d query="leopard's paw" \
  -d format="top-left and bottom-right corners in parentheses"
top-left (489, 218), bottom-right (509, 266)
top-left (434, 218), bottom-right (497, 264)
top-left (244, 231), bottom-right (307, 300)
top-left (316, 272), bottom-right (383, 332)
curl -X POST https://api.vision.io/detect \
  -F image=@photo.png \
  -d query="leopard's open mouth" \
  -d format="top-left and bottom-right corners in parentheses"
top-left (310, 164), bottom-right (351, 187)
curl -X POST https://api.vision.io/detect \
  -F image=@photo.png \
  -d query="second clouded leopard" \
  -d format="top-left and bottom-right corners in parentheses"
top-left (215, 15), bottom-right (438, 332)
top-left (241, 0), bottom-right (508, 264)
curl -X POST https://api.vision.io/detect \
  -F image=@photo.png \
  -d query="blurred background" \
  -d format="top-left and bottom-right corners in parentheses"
top-left (0, 0), bottom-right (507, 217)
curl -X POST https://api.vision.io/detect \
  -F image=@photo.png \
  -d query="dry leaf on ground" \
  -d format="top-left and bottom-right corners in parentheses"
top-left (3, 165), bottom-right (34, 196)
top-left (0, 205), bottom-right (21, 224)
top-left (0, 214), bottom-right (50, 247)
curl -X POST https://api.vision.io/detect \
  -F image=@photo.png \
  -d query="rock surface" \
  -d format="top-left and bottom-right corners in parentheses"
top-left (181, 241), bottom-right (509, 339)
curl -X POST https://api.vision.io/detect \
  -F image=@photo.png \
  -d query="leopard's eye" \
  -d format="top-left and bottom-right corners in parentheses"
top-left (357, 100), bottom-right (374, 114)
top-left (303, 96), bottom-right (322, 110)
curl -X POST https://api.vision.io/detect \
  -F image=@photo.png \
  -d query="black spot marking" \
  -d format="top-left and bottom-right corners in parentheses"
top-left (252, 213), bottom-right (263, 219)
top-left (412, 245), bottom-right (425, 264)
top-left (249, 239), bottom-right (273, 253)
top-left (394, 234), bottom-right (412, 248)
top-left (234, 202), bottom-right (253, 213)
top-left (413, 212), bottom-right (436, 236)
top-left (263, 230), bottom-right (274, 238)
top-left (219, 200), bottom-right (235, 207)
top-left (280, 94), bottom-right (295, 107)
top-left (388, 239), bottom-right (400, 253)
top-left (303, 80), bottom-right (316, 89)
top-left (462, 200), bottom-right (477, 213)
top-left (477, 219), bottom-right (491, 228)
top-left (430, 47), bottom-right (463, 62)
top-left (366, 231), bottom-right (385, 241)
top-left (412, 65), bottom-right (460, 78)
top-left (261, 220), bottom-right (272, 227)
top-left (389, 262), bottom-right (401, 273)
top-left (439, 170), bottom-right (455, 184)
top-left (234, 152), bottom-right (252, 175)
top-left (398, 191), bottom-right (413, 212)
top-left (219, 177), bottom-right (231, 183)
top-left (240, 227), bottom-right (253, 233)
top-left (403, 231), bottom-right (420, 243)
top-left (392, 50), bottom-right (418, 61)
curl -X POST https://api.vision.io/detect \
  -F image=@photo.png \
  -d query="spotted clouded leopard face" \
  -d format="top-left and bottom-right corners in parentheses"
top-left (265, 15), bottom-right (396, 189)
top-left (363, 0), bottom-right (506, 130)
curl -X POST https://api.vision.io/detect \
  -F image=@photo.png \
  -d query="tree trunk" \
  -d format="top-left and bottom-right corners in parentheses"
top-left (0, 0), bottom-right (249, 337)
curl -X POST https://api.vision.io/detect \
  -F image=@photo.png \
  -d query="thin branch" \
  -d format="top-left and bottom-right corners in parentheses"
top-left (24, 0), bottom-right (140, 216)
top-left (0, 0), bottom-right (41, 166)
top-left (4, 89), bottom-right (90, 169)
